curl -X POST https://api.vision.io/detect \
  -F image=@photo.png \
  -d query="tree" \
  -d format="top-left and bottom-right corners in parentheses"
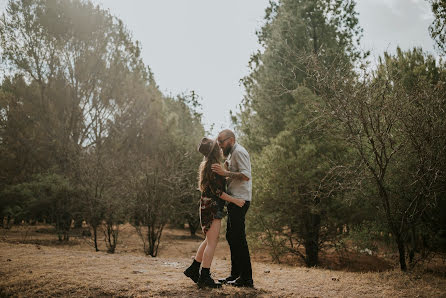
top-left (164, 92), bottom-right (204, 236)
top-left (237, 0), bottom-right (364, 267)
top-left (0, 76), bottom-right (59, 188)
top-left (377, 48), bottom-right (446, 265)
top-left (127, 89), bottom-right (205, 256)
top-left (307, 47), bottom-right (446, 270)
top-left (428, 0), bottom-right (446, 55)
top-left (1, 174), bottom-right (78, 240)
top-left (238, 0), bottom-right (363, 151)
top-left (0, 0), bottom-right (156, 253)
top-left (0, 0), bottom-right (148, 177)
top-left (250, 87), bottom-right (357, 266)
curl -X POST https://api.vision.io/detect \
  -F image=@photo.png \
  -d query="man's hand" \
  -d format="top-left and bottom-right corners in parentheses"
top-left (234, 198), bottom-right (245, 208)
top-left (211, 163), bottom-right (227, 176)
top-left (212, 163), bottom-right (250, 181)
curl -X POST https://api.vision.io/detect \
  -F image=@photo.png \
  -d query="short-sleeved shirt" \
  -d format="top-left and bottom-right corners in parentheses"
top-left (227, 143), bottom-right (252, 201)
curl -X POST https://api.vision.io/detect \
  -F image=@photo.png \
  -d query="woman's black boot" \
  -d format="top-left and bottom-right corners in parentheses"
top-left (184, 259), bottom-right (200, 283)
top-left (198, 268), bottom-right (222, 289)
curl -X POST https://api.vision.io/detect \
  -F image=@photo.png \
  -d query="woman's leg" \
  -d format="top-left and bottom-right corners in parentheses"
top-left (185, 239), bottom-right (207, 283)
top-left (195, 238), bottom-right (207, 262)
top-left (201, 219), bottom-right (221, 268)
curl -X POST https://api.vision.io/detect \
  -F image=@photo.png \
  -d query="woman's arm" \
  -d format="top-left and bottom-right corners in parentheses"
top-left (220, 192), bottom-right (245, 208)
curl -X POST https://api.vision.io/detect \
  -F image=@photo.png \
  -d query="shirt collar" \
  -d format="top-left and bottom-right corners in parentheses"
top-left (229, 142), bottom-right (238, 156)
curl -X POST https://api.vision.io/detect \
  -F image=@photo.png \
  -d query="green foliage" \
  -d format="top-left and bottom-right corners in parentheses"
top-left (0, 181), bottom-right (34, 222)
top-left (378, 48), bottom-right (446, 259)
top-left (240, 0), bottom-right (364, 267)
top-left (239, 0), bottom-right (363, 151)
top-left (1, 173), bottom-right (78, 240)
top-left (307, 45), bottom-right (446, 270)
top-left (248, 87), bottom-right (357, 266)
top-left (347, 221), bottom-right (390, 254)
top-left (428, 0), bottom-right (446, 55)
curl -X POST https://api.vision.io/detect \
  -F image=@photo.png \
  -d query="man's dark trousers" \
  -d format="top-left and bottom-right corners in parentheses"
top-left (226, 201), bottom-right (252, 281)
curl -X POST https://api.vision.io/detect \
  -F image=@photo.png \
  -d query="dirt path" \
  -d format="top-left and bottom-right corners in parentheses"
top-left (1, 241), bottom-right (445, 297)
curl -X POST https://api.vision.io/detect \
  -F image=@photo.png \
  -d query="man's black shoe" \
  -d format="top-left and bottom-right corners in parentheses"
top-left (183, 266), bottom-right (199, 283)
top-left (218, 275), bottom-right (239, 284)
top-left (197, 273), bottom-right (222, 289)
top-left (227, 277), bottom-right (254, 288)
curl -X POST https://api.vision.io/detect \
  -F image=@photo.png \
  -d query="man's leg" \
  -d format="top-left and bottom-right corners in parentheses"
top-left (226, 203), bottom-right (241, 278)
top-left (238, 202), bottom-right (252, 281)
top-left (228, 201), bottom-right (252, 283)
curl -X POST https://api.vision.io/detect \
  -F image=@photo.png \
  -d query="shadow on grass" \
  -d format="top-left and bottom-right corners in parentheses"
top-left (2, 238), bottom-right (83, 247)
top-left (168, 234), bottom-right (204, 241)
top-left (156, 287), bottom-right (269, 298)
top-left (0, 286), bottom-right (13, 298)
top-left (269, 250), bottom-right (395, 273)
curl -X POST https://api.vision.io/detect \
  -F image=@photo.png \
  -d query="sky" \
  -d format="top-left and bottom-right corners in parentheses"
top-left (0, 0), bottom-right (437, 135)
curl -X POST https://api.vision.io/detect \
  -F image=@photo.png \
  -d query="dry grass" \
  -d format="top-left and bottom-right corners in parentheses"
top-left (1, 225), bottom-right (445, 297)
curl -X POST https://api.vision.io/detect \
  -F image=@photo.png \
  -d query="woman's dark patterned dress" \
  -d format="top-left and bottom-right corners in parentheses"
top-left (200, 173), bottom-right (226, 234)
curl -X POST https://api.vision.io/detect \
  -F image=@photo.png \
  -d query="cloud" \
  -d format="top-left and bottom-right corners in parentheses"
top-left (357, 0), bottom-right (435, 57)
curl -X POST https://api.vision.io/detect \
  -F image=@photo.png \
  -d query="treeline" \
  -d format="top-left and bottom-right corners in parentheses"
top-left (0, 0), bottom-right (204, 256)
top-left (236, 0), bottom-right (446, 271)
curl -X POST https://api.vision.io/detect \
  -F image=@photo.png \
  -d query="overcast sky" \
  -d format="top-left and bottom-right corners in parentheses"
top-left (0, 0), bottom-right (436, 135)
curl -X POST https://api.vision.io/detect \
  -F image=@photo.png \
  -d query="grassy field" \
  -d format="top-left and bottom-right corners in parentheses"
top-left (1, 224), bottom-right (445, 297)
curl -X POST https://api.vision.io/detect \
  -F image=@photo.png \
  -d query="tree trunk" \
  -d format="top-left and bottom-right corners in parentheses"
top-left (93, 225), bottom-right (99, 252)
top-left (397, 238), bottom-right (407, 271)
top-left (105, 224), bottom-right (117, 253)
top-left (408, 226), bottom-right (416, 265)
top-left (304, 212), bottom-right (321, 267)
top-left (56, 217), bottom-right (63, 241)
top-left (148, 226), bottom-right (156, 257)
top-left (74, 218), bottom-right (83, 229)
top-left (6, 216), bottom-right (12, 229)
top-left (187, 216), bottom-right (199, 236)
top-left (304, 238), bottom-right (319, 267)
top-left (379, 184), bottom-right (408, 271)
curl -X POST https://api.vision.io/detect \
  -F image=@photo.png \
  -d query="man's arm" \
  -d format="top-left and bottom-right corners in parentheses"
top-left (211, 164), bottom-right (250, 181)
top-left (219, 192), bottom-right (245, 207)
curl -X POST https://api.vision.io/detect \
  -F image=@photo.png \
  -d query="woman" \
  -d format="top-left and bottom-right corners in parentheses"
top-left (184, 137), bottom-right (245, 289)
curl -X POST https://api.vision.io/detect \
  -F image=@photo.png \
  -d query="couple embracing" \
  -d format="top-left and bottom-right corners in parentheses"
top-left (183, 129), bottom-right (254, 289)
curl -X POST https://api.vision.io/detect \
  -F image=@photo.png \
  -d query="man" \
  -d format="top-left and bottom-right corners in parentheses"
top-left (211, 129), bottom-right (254, 288)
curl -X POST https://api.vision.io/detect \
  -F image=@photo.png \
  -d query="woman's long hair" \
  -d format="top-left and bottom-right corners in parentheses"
top-left (198, 140), bottom-right (222, 192)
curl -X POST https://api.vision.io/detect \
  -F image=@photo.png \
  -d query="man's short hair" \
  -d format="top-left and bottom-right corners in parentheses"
top-left (219, 129), bottom-right (235, 140)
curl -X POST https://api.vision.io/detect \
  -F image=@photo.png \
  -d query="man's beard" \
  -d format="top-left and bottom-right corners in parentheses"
top-left (223, 144), bottom-right (232, 157)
